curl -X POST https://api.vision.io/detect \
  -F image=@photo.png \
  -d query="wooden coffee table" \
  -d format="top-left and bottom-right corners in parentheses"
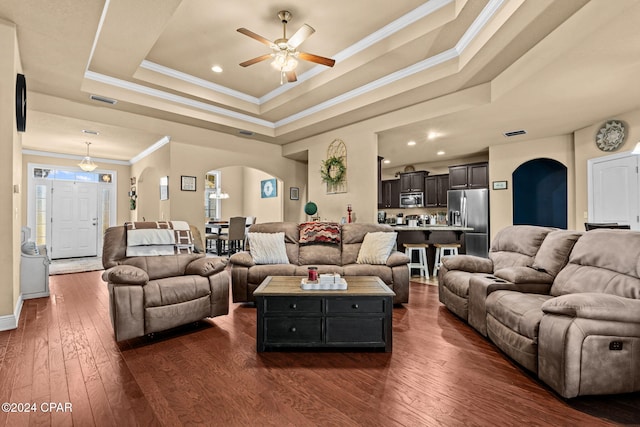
top-left (253, 276), bottom-right (395, 352)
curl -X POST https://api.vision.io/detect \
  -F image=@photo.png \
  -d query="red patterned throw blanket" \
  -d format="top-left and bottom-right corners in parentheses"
top-left (125, 221), bottom-right (195, 256)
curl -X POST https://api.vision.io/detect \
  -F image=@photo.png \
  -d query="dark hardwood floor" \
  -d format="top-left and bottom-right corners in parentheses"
top-left (1, 271), bottom-right (639, 426)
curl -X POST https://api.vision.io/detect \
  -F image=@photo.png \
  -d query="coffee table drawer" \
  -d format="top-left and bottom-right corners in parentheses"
top-left (326, 297), bottom-right (385, 314)
top-left (326, 317), bottom-right (386, 345)
top-left (264, 318), bottom-right (322, 344)
top-left (264, 297), bottom-right (322, 314)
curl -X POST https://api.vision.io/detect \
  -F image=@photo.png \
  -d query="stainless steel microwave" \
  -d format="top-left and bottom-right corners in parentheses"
top-left (400, 192), bottom-right (424, 208)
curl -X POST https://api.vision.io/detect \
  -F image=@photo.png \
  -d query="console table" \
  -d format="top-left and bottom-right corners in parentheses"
top-left (254, 276), bottom-right (395, 352)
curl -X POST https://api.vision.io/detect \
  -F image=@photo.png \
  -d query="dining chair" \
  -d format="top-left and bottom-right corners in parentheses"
top-left (220, 217), bottom-right (247, 256)
top-left (205, 231), bottom-right (219, 254)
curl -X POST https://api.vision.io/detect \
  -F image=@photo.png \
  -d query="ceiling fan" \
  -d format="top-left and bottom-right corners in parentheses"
top-left (237, 10), bottom-right (336, 84)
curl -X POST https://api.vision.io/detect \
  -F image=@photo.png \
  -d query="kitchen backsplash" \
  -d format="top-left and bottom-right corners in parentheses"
top-left (380, 207), bottom-right (448, 224)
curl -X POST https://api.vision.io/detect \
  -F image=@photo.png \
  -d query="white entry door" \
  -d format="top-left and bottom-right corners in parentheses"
top-left (590, 153), bottom-right (639, 230)
top-left (51, 181), bottom-right (99, 259)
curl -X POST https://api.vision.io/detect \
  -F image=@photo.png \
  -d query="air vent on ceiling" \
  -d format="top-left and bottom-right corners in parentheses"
top-left (238, 130), bottom-right (254, 136)
top-left (89, 94), bottom-right (118, 105)
top-left (82, 129), bottom-right (100, 135)
top-left (503, 129), bottom-right (527, 137)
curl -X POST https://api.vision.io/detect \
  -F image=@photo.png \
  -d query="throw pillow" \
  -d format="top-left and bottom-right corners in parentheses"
top-left (248, 232), bottom-right (289, 264)
top-left (356, 232), bottom-right (397, 265)
top-left (299, 222), bottom-right (341, 245)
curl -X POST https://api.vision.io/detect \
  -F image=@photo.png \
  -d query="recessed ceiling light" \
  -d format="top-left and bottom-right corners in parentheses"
top-left (437, 150), bottom-right (445, 155)
top-left (407, 141), bottom-right (416, 146)
top-left (211, 65), bottom-right (223, 73)
top-left (427, 132), bottom-right (440, 140)
top-left (383, 159), bottom-right (391, 164)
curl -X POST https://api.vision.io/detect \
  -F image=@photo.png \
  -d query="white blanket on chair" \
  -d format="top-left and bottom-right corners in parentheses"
top-left (127, 229), bottom-right (175, 246)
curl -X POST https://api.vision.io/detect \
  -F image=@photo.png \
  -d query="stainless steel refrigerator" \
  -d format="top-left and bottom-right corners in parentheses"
top-left (447, 189), bottom-right (489, 257)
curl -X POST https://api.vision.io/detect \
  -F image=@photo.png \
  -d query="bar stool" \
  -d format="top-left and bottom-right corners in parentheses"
top-left (433, 243), bottom-right (461, 277)
top-left (404, 243), bottom-right (429, 278)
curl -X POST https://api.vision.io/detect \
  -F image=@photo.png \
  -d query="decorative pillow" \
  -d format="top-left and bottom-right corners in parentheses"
top-left (356, 232), bottom-right (398, 265)
top-left (248, 232), bottom-right (289, 264)
top-left (299, 222), bottom-right (341, 245)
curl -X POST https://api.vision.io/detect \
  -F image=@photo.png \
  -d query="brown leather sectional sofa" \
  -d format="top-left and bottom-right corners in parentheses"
top-left (439, 225), bottom-right (640, 398)
top-left (102, 224), bottom-right (229, 341)
top-left (229, 222), bottom-right (410, 304)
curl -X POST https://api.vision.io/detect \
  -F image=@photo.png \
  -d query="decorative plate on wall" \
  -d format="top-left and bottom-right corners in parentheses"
top-left (595, 120), bottom-right (626, 151)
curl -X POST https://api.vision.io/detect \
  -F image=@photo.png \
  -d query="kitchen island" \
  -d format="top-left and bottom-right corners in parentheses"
top-left (389, 224), bottom-right (475, 276)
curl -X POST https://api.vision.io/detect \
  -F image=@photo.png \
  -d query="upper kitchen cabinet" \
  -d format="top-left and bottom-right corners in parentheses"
top-left (399, 171), bottom-right (428, 193)
top-left (380, 179), bottom-right (400, 208)
top-left (449, 162), bottom-right (488, 189)
top-left (425, 174), bottom-right (449, 207)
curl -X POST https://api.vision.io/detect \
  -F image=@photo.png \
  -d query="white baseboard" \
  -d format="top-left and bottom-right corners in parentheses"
top-left (0, 294), bottom-right (23, 331)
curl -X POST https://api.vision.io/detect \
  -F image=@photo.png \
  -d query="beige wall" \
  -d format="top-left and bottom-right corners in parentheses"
top-left (243, 168), bottom-right (282, 223)
top-left (573, 107), bottom-right (640, 229)
top-left (211, 166), bottom-right (284, 223)
top-left (131, 143), bottom-right (170, 222)
top-left (488, 135), bottom-right (575, 238)
top-left (218, 166), bottom-right (244, 219)
top-left (284, 125), bottom-right (379, 224)
top-left (159, 139), bottom-right (306, 232)
top-left (0, 20), bottom-right (22, 319)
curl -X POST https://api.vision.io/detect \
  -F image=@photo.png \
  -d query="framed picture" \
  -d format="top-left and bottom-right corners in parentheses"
top-left (181, 175), bottom-right (196, 191)
top-left (492, 180), bottom-right (508, 190)
top-left (160, 176), bottom-right (169, 200)
top-left (261, 178), bottom-right (277, 198)
top-left (290, 187), bottom-right (299, 200)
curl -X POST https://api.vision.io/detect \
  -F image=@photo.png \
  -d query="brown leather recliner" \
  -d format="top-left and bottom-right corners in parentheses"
top-left (102, 224), bottom-right (229, 341)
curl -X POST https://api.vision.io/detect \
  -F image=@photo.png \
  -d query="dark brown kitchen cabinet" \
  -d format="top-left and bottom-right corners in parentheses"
top-left (449, 162), bottom-right (488, 189)
top-left (379, 179), bottom-right (400, 208)
top-left (425, 174), bottom-right (449, 207)
top-left (399, 171), bottom-right (427, 193)
top-left (468, 163), bottom-right (489, 188)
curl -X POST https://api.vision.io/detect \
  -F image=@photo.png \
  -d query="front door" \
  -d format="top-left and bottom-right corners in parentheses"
top-left (51, 181), bottom-right (98, 259)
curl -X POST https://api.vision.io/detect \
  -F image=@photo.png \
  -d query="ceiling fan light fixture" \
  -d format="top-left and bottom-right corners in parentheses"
top-left (271, 52), bottom-right (298, 72)
top-left (78, 142), bottom-right (98, 172)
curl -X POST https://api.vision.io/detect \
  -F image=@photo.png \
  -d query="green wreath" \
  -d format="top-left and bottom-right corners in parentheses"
top-left (320, 156), bottom-right (346, 185)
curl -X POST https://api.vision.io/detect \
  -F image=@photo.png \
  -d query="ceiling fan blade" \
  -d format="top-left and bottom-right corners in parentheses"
top-left (285, 70), bottom-right (297, 83)
top-left (298, 52), bottom-right (336, 67)
top-left (239, 54), bottom-right (272, 67)
top-left (237, 28), bottom-right (275, 48)
top-left (287, 24), bottom-right (315, 49)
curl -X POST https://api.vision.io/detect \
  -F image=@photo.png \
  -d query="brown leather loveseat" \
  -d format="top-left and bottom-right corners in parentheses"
top-left (102, 222), bottom-right (229, 341)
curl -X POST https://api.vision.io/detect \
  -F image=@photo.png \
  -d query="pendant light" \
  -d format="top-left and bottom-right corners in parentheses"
top-left (78, 141), bottom-right (98, 172)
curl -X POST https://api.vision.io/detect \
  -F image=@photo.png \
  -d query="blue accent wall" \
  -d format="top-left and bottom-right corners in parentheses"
top-left (513, 158), bottom-right (567, 229)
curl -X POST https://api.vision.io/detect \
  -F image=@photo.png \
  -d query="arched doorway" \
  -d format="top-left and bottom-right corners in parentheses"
top-left (513, 158), bottom-right (567, 229)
